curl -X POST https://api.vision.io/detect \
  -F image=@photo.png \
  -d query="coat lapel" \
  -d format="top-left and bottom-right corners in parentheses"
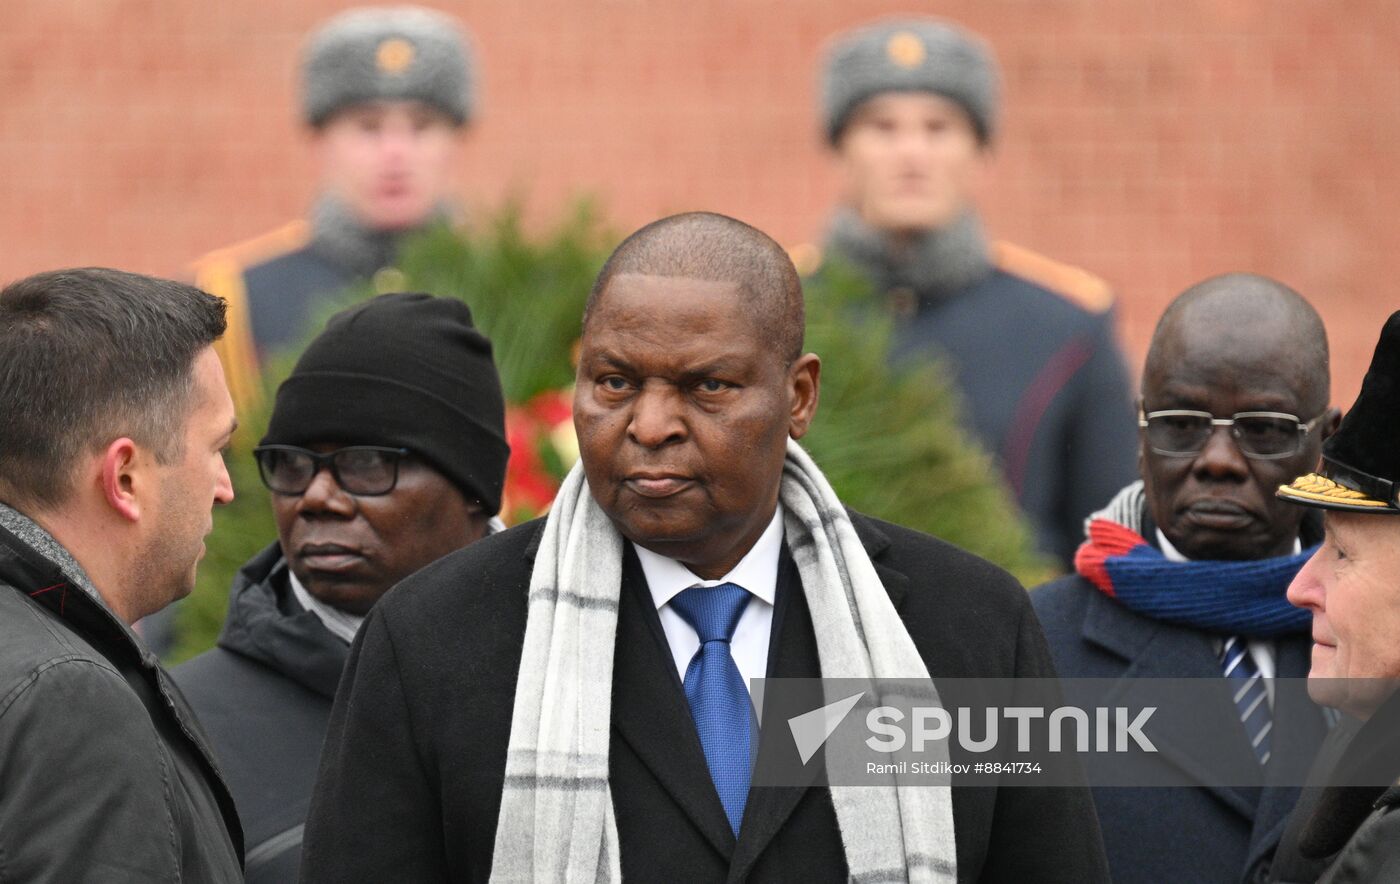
top-left (1080, 590), bottom-right (1264, 817)
top-left (610, 545), bottom-right (737, 860)
top-left (728, 512), bottom-right (903, 880)
top-left (727, 548), bottom-right (821, 882)
top-left (850, 512), bottom-right (908, 610)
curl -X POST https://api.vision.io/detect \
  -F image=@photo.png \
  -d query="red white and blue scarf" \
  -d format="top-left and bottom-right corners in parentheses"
top-left (1074, 481), bottom-right (1315, 637)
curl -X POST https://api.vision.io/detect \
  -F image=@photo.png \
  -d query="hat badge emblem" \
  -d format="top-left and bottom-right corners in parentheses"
top-left (886, 32), bottom-right (926, 69)
top-left (376, 38), bottom-right (416, 74)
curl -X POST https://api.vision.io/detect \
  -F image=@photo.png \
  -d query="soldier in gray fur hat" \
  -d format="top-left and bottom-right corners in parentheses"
top-left (809, 17), bottom-right (1139, 568)
top-left (190, 5), bottom-right (478, 418)
top-left (132, 6), bottom-right (480, 662)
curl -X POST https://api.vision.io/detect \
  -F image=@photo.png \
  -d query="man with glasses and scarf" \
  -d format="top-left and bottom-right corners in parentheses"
top-left (175, 293), bottom-right (509, 883)
top-left (1032, 273), bottom-right (1340, 883)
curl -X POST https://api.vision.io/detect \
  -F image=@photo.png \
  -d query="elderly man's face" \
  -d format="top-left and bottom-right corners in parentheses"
top-left (836, 92), bottom-right (988, 235)
top-left (1141, 327), bottom-right (1327, 560)
top-left (272, 446), bottom-right (486, 616)
top-left (574, 273), bottom-right (819, 579)
top-left (1287, 512), bottom-right (1400, 718)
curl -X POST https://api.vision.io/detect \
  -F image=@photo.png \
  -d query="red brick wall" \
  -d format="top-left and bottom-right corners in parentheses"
top-left (1, 0), bottom-right (1395, 404)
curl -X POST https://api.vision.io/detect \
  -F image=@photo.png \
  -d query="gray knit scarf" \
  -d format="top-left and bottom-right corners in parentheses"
top-left (489, 440), bottom-right (957, 882)
top-left (824, 207), bottom-right (993, 300)
top-left (307, 196), bottom-right (454, 279)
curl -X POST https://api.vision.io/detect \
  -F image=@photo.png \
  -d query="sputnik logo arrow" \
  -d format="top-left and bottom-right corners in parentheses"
top-left (787, 691), bottom-right (866, 764)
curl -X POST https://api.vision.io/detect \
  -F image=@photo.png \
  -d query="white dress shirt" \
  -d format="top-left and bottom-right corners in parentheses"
top-left (634, 505), bottom-right (783, 698)
top-left (1155, 528), bottom-right (1298, 707)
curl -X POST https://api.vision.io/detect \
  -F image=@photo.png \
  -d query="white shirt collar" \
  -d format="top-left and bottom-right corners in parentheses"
top-left (287, 566), bottom-right (365, 645)
top-left (634, 503), bottom-right (784, 609)
top-left (1155, 528), bottom-right (1301, 563)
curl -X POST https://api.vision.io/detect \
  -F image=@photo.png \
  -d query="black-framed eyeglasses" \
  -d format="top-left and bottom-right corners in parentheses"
top-left (252, 445), bottom-right (411, 496)
top-left (1138, 408), bottom-right (1327, 460)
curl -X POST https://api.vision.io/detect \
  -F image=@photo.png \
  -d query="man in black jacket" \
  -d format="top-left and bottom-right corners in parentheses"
top-left (175, 292), bottom-right (510, 882)
top-left (0, 268), bottom-right (243, 880)
top-left (301, 212), bottom-right (1109, 882)
top-left (1269, 310), bottom-right (1400, 882)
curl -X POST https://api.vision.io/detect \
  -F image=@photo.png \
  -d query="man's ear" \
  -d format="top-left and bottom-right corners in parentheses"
top-left (1134, 398), bottom-right (1147, 477)
top-left (787, 353), bottom-right (822, 441)
top-left (99, 438), bottom-right (143, 523)
top-left (305, 124), bottom-right (331, 180)
top-left (1319, 406), bottom-right (1343, 442)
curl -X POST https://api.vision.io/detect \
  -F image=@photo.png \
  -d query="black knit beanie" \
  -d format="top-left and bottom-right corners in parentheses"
top-left (262, 292), bottom-right (509, 515)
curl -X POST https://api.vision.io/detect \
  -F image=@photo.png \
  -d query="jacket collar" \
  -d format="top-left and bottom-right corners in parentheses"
top-left (847, 509), bottom-right (909, 609)
top-left (823, 207), bottom-right (994, 301)
top-left (216, 542), bottom-right (351, 700)
top-left (0, 503), bottom-right (157, 666)
top-left (0, 504), bottom-right (247, 859)
top-left (1300, 689), bottom-right (1400, 857)
top-left (307, 195), bottom-right (454, 280)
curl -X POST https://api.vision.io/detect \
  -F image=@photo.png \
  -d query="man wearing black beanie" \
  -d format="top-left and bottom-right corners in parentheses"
top-left (175, 292), bottom-right (509, 883)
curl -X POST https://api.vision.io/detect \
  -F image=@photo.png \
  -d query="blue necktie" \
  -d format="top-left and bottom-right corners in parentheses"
top-left (1220, 636), bottom-right (1272, 765)
top-left (669, 582), bottom-right (754, 836)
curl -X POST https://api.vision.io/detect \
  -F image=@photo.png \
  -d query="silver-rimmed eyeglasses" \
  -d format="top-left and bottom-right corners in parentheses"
top-left (1138, 409), bottom-right (1327, 460)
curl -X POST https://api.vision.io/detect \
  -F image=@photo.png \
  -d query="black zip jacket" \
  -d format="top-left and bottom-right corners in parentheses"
top-left (0, 509), bottom-right (243, 882)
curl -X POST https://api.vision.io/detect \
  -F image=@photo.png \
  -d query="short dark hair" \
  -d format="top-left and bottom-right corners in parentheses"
top-left (0, 268), bottom-right (227, 510)
top-left (584, 212), bottom-right (806, 363)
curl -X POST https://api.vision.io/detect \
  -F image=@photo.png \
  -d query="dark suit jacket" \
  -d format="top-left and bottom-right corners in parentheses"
top-left (1032, 573), bottom-right (1329, 884)
top-left (300, 511), bottom-right (1110, 882)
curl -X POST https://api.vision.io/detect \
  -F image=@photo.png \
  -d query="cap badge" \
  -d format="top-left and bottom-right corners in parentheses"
top-left (376, 38), bottom-right (416, 74)
top-left (886, 32), bottom-right (926, 69)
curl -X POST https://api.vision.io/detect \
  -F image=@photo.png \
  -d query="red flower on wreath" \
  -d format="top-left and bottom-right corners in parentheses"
top-left (500, 387), bottom-right (578, 525)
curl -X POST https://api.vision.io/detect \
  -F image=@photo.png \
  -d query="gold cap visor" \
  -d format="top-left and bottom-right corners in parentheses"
top-left (1277, 473), bottom-right (1400, 514)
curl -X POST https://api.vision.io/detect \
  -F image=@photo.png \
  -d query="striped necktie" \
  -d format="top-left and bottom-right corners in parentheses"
top-left (1220, 636), bottom-right (1271, 765)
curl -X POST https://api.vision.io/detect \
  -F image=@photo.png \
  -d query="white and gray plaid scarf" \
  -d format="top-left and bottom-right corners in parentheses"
top-left (489, 439), bottom-right (957, 882)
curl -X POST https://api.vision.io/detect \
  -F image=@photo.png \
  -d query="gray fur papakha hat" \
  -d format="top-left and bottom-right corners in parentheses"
top-left (302, 6), bottom-right (475, 127)
top-left (821, 17), bottom-right (999, 144)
